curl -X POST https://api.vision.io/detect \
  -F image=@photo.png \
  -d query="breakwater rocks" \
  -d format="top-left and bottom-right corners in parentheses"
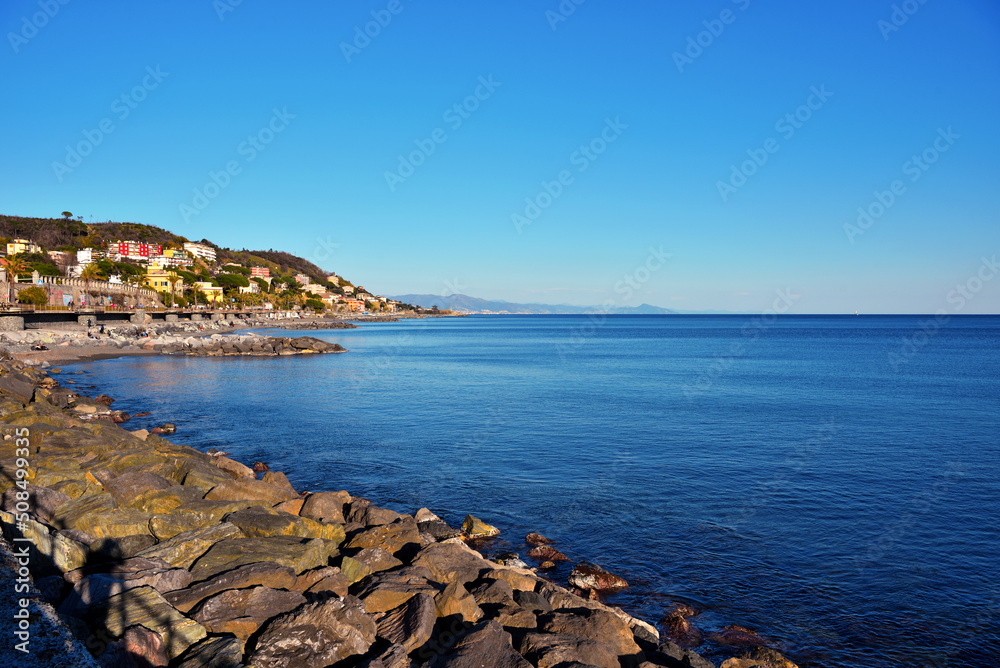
top-left (0, 360), bottom-right (799, 668)
top-left (160, 334), bottom-right (345, 357)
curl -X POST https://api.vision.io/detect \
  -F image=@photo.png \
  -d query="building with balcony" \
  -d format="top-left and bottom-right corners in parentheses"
top-left (7, 239), bottom-right (42, 255)
top-left (183, 242), bottom-right (217, 263)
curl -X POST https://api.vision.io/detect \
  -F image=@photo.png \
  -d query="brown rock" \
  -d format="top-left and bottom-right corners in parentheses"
top-left (204, 478), bottom-right (298, 505)
top-left (662, 603), bottom-right (703, 648)
top-left (94, 586), bottom-right (207, 660)
top-left (527, 545), bottom-right (569, 562)
top-left (165, 561), bottom-right (298, 613)
top-left (137, 522), bottom-right (243, 570)
top-left (1, 484), bottom-right (70, 524)
top-left (434, 581), bottom-right (484, 623)
top-left (300, 490), bottom-right (350, 524)
top-left (347, 499), bottom-right (404, 526)
top-left (189, 536), bottom-right (338, 582)
top-left (223, 505), bottom-right (345, 542)
top-left (353, 547), bottom-right (404, 574)
top-left (174, 636), bottom-right (244, 668)
top-left (274, 498), bottom-right (304, 515)
top-left (252, 461), bottom-right (270, 473)
top-left (461, 514), bottom-right (500, 539)
top-left (376, 592), bottom-right (437, 653)
top-left (519, 632), bottom-right (619, 668)
top-left (192, 586), bottom-right (307, 641)
top-left (412, 540), bottom-right (494, 587)
top-left (249, 595), bottom-right (376, 667)
top-left (710, 625), bottom-right (767, 648)
top-left (262, 470), bottom-right (297, 494)
top-left (214, 456), bottom-right (255, 479)
top-left (346, 520), bottom-right (420, 555)
top-left (340, 556), bottom-right (373, 585)
top-left (538, 607), bottom-right (642, 657)
top-left (567, 561), bottom-right (629, 592)
top-left (354, 566), bottom-right (441, 614)
top-left (440, 620), bottom-right (531, 668)
top-left (98, 625), bottom-right (168, 668)
top-left (468, 578), bottom-right (516, 606)
top-left (526, 532), bottom-right (554, 545)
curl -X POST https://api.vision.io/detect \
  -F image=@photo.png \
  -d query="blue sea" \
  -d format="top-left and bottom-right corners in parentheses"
top-left (66, 315), bottom-right (1000, 667)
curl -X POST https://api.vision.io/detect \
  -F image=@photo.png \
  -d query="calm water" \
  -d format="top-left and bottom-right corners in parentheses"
top-left (66, 315), bottom-right (1000, 667)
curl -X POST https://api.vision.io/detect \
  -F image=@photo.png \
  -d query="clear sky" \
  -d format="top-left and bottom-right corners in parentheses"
top-left (1, 0), bottom-right (998, 313)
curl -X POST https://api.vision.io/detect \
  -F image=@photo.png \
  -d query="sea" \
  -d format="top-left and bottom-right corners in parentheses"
top-left (65, 315), bottom-right (1000, 668)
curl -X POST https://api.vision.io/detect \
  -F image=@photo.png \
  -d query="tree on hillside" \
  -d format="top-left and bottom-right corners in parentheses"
top-left (1, 255), bottom-right (27, 304)
top-left (61, 211), bottom-right (73, 219)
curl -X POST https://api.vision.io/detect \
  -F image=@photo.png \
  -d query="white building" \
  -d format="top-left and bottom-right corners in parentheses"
top-left (77, 248), bottom-right (98, 266)
top-left (183, 242), bottom-right (217, 263)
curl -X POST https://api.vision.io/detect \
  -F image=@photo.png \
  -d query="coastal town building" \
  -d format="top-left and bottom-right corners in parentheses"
top-left (183, 242), bottom-right (217, 263)
top-left (239, 283), bottom-right (260, 295)
top-left (112, 241), bottom-right (163, 262)
top-left (149, 248), bottom-right (194, 268)
top-left (7, 239), bottom-right (42, 255)
top-left (342, 285), bottom-right (355, 294)
top-left (294, 273), bottom-right (310, 286)
top-left (250, 267), bottom-right (270, 278)
top-left (344, 298), bottom-right (364, 312)
top-left (304, 284), bottom-right (327, 296)
top-left (76, 248), bottom-right (101, 266)
top-left (143, 267), bottom-right (182, 295)
top-left (327, 275), bottom-right (340, 285)
top-left (194, 281), bottom-right (224, 304)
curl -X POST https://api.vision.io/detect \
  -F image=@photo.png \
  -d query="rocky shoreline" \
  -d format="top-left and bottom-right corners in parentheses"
top-left (0, 355), bottom-right (800, 668)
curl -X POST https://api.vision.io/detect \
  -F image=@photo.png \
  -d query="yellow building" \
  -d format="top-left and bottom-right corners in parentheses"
top-left (194, 281), bottom-right (224, 304)
top-left (144, 268), bottom-right (183, 295)
top-left (7, 239), bottom-right (42, 255)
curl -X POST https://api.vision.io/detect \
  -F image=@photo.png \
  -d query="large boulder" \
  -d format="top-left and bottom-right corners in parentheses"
top-left (353, 566), bottom-right (441, 614)
top-left (537, 607), bottom-right (642, 657)
top-left (518, 632), bottom-right (619, 668)
top-left (224, 506), bottom-right (345, 543)
top-left (166, 561), bottom-right (298, 613)
top-left (192, 586), bottom-right (307, 641)
top-left (102, 471), bottom-right (173, 506)
top-left (567, 561), bottom-right (629, 592)
top-left (1, 484), bottom-right (70, 524)
top-left (438, 620), bottom-right (531, 668)
top-left (204, 478), bottom-right (298, 505)
top-left (412, 540), bottom-right (495, 587)
top-left (125, 485), bottom-right (204, 514)
top-left (93, 585), bottom-right (207, 660)
top-left (352, 547), bottom-right (403, 574)
top-left (189, 536), bottom-right (338, 582)
top-left (136, 522), bottom-right (242, 570)
top-left (300, 490), bottom-right (349, 524)
top-left (461, 515), bottom-right (500, 539)
top-left (435, 581), bottom-right (484, 623)
top-left (345, 519), bottom-right (420, 555)
top-left (375, 592), bottom-right (437, 653)
top-left (248, 595), bottom-right (376, 668)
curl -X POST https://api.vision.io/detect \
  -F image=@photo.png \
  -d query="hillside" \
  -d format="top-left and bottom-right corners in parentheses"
top-left (0, 214), bottom-right (342, 286)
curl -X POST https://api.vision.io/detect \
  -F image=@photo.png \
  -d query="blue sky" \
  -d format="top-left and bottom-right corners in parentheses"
top-left (1, 0), bottom-right (998, 313)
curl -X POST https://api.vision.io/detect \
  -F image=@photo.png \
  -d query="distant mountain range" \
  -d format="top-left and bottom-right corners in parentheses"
top-left (392, 293), bottom-right (679, 315)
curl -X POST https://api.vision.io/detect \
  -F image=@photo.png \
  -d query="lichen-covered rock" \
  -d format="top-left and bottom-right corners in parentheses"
top-left (224, 506), bottom-right (345, 543)
top-left (137, 522), bottom-right (243, 570)
top-left (299, 490), bottom-right (350, 524)
top-left (461, 514), bottom-right (500, 539)
top-left (345, 519), bottom-right (420, 555)
top-left (204, 478), bottom-right (299, 505)
top-left (189, 536), bottom-right (337, 582)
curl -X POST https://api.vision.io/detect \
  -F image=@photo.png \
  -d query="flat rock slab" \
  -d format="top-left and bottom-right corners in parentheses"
top-left (189, 536), bottom-right (338, 582)
top-left (354, 566), bottom-right (441, 614)
top-left (538, 607), bottom-right (642, 657)
top-left (137, 522), bottom-right (242, 570)
top-left (224, 506), bottom-right (345, 543)
top-left (94, 585), bottom-right (207, 660)
top-left (192, 585), bottom-right (306, 641)
top-left (166, 561), bottom-right (298, 613)
top-left (519, 632), bottom-right (620, 668)
top-left (204, 478), bottom-right (299, 505)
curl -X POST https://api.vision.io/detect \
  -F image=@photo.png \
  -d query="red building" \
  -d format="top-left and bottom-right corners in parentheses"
top-left (114, 241), bottom-right (162, 260)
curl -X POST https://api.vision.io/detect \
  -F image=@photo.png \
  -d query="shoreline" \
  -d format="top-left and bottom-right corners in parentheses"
top-left (0, 339), bottom-right (802, 668)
